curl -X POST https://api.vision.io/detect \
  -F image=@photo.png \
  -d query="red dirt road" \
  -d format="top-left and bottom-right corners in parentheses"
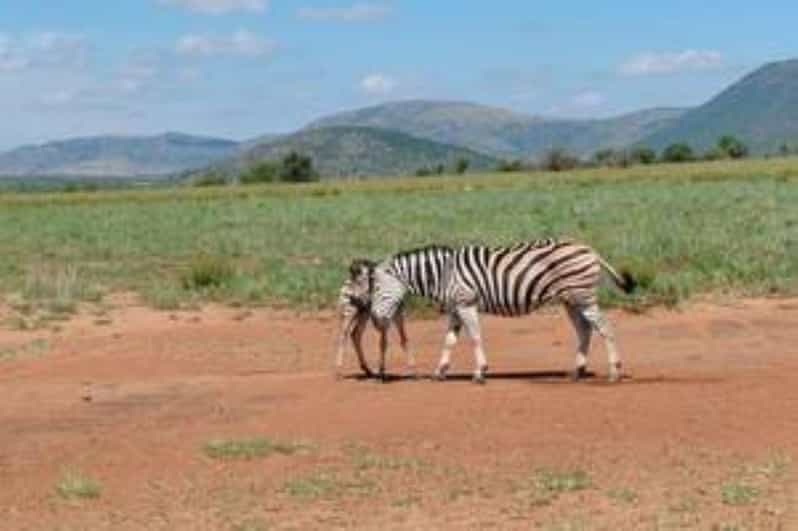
top-left (1, 298), bottom-right (797, 530)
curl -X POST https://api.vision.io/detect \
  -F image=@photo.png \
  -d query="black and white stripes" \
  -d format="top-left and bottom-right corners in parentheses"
top-left (369, 239), bottom-right (635, 383)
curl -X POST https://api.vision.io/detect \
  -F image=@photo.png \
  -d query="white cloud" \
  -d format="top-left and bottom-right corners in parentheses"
top-left (619, 50), bottom-right (724, 76)
top-left (38, 89), bottom-right (76, 107)
top-left (0, 32), bottom-right (90, 72)
top-left (158, 0), bottom-right (268, 14)
top-left (571, 90), bottom-right (604, 108)
top-left (298, 3), bottom-right (391, 22)
top-left (176, 29), bottom-right (276, 57)
top-left (360, 73), bottom-right (395, 95)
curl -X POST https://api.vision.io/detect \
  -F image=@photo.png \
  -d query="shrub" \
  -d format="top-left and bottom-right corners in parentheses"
top-left (279, 151), bottom-right (319, 183)
top-left (182, 255), bottom-right (235, 290)
top-left (240, 161), bottom-right (280, 185)
top-left (630, 146), bottom-right (657, 165)
top-left (661, 143), bottom-right (695, 163)
top-left (193, 171), bottom-right (228, 187)
top-left (454, 158), bottom-right (470, 174)
top-left (542, 148), bottom-right (581, 172)
top-left (718, 135), bottom-right (748, 159)
top-left (497, 159), bottom-right (524, 172)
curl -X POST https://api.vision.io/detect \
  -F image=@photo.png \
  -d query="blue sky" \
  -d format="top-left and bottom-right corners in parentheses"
top-left (1, 0), bottom-right (797, 150)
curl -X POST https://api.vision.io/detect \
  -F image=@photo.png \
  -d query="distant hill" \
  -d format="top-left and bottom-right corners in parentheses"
top-left (643, 59), bottom-right (798, 153)
top-left (0, 133), bottom-right (240, 177)
top-left (217, 126), bottom-right (500, 178)
top-left (308, 100), bottom-right (687, 158)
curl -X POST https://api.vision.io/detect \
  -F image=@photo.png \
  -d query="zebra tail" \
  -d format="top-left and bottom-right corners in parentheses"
top-left (597, 256), bottom-right (637, 294)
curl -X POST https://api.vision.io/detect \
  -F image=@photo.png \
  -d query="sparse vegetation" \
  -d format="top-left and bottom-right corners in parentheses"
top-left (55, 471), bottom-right (102, 500)
top-left (203, 437), bottom-right (313, 460)
top-left (281, 471), bottom-right (376, 499)
top-left (720, 482), bottom-right (760, 505)
top-left (534, 468), bottom-right (591, 494)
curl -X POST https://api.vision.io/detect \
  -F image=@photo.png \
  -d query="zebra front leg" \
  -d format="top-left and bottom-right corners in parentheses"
top-left (564, 303), bottom-right (592, 381)
top-left (434, 313), bottom-right (461, 381)
top-left (350, 313), bottom-right (374, 378)
top-left (394, 310), bottom-right (416, 378)
top-left (457, 305), bottom-right (488, 384)
top-left (580, 304), bottom-right (623, 382)
top-left (375, 318), bottom-right (391, 383)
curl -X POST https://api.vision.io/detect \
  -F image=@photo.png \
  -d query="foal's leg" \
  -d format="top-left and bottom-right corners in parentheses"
top-left (579, 303), bottom-right (622, 382)
top-left (434, 312), bottom-right (462, 380)
top-left (457, 305), bottom-right (489, 384)
top-left (350, 313), bottom-right (374, 377)
top-left (564, 303), bottom-right (592, 381)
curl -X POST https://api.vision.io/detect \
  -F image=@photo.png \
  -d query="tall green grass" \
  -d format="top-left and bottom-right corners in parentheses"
top-left (0, 159), bottom-right (796, 311)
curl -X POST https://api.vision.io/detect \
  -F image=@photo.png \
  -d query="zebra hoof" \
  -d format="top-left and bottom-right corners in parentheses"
top-left (433, 364), bottom-right (449, 381)
top-left (571, 366), bottom-right (588, 381)
top-left (472, 373), bottom-right (486, 385)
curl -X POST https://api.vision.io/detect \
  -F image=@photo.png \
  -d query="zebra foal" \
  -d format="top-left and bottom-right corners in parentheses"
top-left (334, 258), bottom-right (415, 378)
top-left (369, 239), bottom-right (636, 383)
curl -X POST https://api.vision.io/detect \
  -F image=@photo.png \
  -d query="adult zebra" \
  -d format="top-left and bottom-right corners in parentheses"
top-left (369, 239), bottom-right (636, 383)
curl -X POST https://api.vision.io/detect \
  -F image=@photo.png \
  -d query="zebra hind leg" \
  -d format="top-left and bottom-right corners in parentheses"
top-left (457, 305), bottom-right (489, 384)
top-left (564, 303), bottom-right (592, 381)
top-left (580, 303), bottom-right (623, 382)
top-left (434, 313), bottom-right (462, 381)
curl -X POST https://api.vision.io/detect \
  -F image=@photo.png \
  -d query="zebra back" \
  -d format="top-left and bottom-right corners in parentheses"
top-left (448, 239), bottom-right (603, 316)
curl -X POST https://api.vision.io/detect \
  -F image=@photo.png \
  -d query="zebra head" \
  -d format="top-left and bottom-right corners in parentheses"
top-left (346, 258), bottom-right (376, 312)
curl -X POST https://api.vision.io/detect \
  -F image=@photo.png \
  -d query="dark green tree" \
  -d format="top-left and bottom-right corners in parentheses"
top-left (717, 135), bottom-right (748, 159)
top-left (661, 143), bottom-right (695, 163)
top-left (279, 151), bottom-right (319, 182)
top-left (240, 161), bottom-right (280, 184)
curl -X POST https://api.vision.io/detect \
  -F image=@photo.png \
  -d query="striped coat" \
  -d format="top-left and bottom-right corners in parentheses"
top-left (370, 239), bottom-right (635, 383)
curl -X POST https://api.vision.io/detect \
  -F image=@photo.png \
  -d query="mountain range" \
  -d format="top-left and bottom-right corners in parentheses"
top-left (2, 59), bottom-right (798, 179)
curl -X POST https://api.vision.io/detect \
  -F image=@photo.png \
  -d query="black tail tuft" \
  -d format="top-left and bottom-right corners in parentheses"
top-left (620, 270), bottom-right (637, 294)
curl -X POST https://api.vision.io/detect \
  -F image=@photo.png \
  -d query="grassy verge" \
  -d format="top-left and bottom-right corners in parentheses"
top-left (1, 158), bottom-right (796, 312)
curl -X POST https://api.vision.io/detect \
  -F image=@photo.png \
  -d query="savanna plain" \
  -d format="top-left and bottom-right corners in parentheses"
top-left (1, 159), bottom-right (798, 530)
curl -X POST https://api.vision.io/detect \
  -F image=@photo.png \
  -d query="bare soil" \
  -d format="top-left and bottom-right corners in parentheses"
top-left (1, 297), bottom-right (797, 530)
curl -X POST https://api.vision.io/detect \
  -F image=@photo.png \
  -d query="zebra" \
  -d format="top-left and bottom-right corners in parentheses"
top-left (334, 258), bottom-right (415, 379)
top-left (369, 239), bottom-right (636, 383)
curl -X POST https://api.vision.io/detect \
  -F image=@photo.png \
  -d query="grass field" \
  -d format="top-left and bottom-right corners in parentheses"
top-left (1, 157), bottom-right (797, 317)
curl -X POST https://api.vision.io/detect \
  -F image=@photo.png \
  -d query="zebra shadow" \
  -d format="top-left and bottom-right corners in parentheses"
top-left (343, 370), bottom-right (594, 384)
top-left (344, 372), bottom-right (723, 386)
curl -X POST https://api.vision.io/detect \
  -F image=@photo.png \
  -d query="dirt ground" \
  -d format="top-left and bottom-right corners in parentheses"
top-left (1, 297), bottom-right (797, 530)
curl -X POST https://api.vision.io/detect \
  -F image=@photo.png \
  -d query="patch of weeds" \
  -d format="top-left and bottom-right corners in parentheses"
top-left (142, 282), bottom-right (187, 311)
top-left (721, 482), bottom-right (760, 506)
top-left (182, 255), bottom-right (236, 291)
top-left (541, 519), bottom-right (588, 531)
top-left (55, 470), bottom-right (102, 500)
top-left (203, 437), bottom-right (314, 460)
top-left (752, 453), bottom-right (791, 480)
top-left (347, 444), bottom-right (426, 472)
top-left (392, 495), bottom-right (421, 508)
top-left (669, 495), bottom-right (699, 513)
top-left (712, 524), bottom-right (748, 531)
top-left (281, 471), bottom-right (377, 500)
top-left (231, 518), bottom-right (270, 531)
top-left (0, 339), bottom-right (48, 362)
top-left (535, 468), bottom-right (591, 495)
top-left (607, 486), bottom-right (639, 504)
top-left (22, 264), bottom-right (102, 317)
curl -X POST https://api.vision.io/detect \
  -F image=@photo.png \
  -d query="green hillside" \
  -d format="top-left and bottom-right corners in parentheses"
top-left (644, 59), bottom-right (798, 152)
top-left (225, 126), bottom-right (500, 177)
